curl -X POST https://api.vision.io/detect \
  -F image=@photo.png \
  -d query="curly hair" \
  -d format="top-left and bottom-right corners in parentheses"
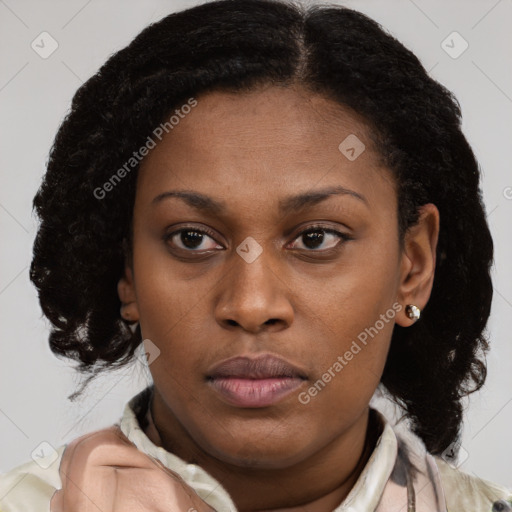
top-left (30, 0), bottom-right (493, 455)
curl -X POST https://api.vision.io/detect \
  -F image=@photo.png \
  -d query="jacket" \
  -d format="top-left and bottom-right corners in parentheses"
top-left (1, 385), bottom-right (511, 511)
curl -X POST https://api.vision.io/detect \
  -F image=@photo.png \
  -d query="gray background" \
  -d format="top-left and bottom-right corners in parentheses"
top-left (1, 0), bottom-right (511, 487)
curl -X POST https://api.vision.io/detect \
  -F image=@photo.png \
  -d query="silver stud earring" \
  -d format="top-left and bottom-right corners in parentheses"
top-left (405, 304), bottom-right (421, 321)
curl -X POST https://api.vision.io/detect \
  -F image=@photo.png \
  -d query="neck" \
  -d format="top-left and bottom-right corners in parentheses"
top-left (144, 389), bottom-right (381, 512)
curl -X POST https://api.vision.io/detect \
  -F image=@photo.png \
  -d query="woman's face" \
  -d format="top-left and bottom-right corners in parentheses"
top-left (120, 85), bottom-right (438, 470)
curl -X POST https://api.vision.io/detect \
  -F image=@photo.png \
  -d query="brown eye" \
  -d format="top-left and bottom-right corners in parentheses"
top-left (290, 226), bottom-right (352, 251)
top-left (165, 227), bottom-right (222, 252)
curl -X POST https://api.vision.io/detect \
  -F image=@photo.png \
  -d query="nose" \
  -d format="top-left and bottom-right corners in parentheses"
top-left (213, 245), bottom-right (294, 334)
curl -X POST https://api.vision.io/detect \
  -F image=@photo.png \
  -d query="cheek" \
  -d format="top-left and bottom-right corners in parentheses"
top-left (132, 240), bottom-right (200, 331)
top-left (303, 245), bottom-right (399, 352)
top-left (296, 247), bottom-right (399, 408)
top-left (298, 318), bottom-right (393, 423)
top-left (133, 269), bottom-right (210, 385)
top-left (132, 221), bottom-right (223, 326)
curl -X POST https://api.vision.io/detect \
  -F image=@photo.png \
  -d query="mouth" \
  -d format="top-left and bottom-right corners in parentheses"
top-left (206, 354), bottom-right (307, 408)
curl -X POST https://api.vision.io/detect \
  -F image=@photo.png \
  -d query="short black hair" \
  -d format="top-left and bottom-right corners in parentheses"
top-left (30, 0), bottom-right (493, 455)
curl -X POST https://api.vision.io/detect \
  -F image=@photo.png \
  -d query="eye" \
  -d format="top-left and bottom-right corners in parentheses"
top-left (164, 227), bottom-right (223, 252)
top-left (289, 225), bottom-right (352, 251)
top-left (164, 224), bottom-right (352, 256)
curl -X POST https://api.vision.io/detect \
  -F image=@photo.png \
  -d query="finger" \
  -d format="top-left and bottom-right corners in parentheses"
top-left (55, 425), bottom-right (217, 512)
top-left (56, 426), bottom-right (147, 512)
top-left (50, 488), bottom-right (63, 512)
top-left (110, 463), bottom-right (218, 512)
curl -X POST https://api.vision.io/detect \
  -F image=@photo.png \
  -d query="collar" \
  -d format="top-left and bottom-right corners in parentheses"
top-left (118, 385), bottom-right (440, 511)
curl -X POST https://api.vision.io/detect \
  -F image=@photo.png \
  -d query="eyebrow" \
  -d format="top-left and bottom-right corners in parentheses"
top-left (151, 185), bottom-right (368, 216)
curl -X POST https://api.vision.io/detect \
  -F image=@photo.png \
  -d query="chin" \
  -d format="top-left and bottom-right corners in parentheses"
top-left (216, 448), bottom-right (309, 470)
top-left (200, 429), bottom-right (313, 470)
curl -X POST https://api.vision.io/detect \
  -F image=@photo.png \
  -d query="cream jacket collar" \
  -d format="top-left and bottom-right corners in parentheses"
top-left (119, 386), bottom-right (447, 511)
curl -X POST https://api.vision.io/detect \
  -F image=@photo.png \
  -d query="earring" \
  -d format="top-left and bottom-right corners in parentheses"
top-left (120, 302), bottom-right (138, 322)
top-left (405, 304), bottom-right (421, 322)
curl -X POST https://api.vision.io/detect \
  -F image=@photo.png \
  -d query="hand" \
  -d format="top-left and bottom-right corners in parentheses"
top-left (50, 425), bottom-right (216, 512)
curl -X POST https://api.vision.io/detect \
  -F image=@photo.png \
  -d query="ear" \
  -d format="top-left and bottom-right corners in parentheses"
top-left (395, 203), bottom-right (440, 327)
top-left (118, 262), bottom-right (140, 323)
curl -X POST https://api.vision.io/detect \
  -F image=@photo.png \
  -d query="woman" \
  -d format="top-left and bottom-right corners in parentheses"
top-left (1, 0), bottom-right (510, 510)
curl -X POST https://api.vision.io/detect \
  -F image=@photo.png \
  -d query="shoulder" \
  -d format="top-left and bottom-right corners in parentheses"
top-left (0, 424), bottom-right (145, 512)
top-left (0, 444), bottom-right (66, 512)
top-left (434, 456), bottom-right (512, 512)
top-left (0, 388), bottom-right (152, 512)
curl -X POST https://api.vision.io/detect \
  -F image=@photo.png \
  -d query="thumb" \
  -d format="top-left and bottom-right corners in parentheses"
top-left (149, 457), bottom-right (218, 512)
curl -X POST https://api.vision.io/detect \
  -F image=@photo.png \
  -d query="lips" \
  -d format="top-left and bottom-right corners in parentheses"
top-left (207, 354), bottom-right (308, 380)
top-left (206, 354), bottom-right (307, 408)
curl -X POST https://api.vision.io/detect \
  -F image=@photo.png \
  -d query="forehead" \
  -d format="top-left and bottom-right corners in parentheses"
top-left (136, 85), bottom-right (396, 217)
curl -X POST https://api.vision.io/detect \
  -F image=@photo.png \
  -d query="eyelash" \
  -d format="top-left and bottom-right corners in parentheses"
top-left (163, 224), bottom-right (353, 255)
